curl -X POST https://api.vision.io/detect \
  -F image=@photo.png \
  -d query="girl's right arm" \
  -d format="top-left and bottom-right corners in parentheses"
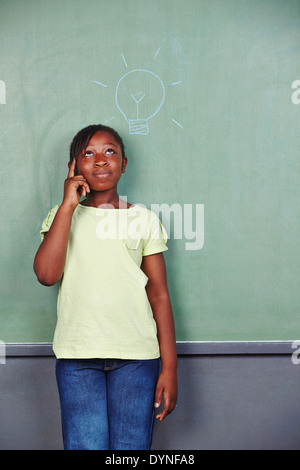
top-left (33, 159), bottom-right (90, 286)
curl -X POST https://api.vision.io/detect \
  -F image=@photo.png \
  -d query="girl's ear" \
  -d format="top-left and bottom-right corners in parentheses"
top-left (122, 156), bottom-right (128, 173)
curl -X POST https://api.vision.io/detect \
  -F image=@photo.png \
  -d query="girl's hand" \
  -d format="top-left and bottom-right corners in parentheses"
top-left (62, 159), bottom-right (90, 209)
top-left (154, 368), bottom-right (178, 421)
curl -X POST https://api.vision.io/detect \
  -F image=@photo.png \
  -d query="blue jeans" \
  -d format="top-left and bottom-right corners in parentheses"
top-left (56, 358), bottom-right (160, 450)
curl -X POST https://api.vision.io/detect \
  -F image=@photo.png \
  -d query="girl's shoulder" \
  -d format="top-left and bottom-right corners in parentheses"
top-left (130, 205), bottom-right (168, 245)
top-left (129, 204), bottom-right (162, 226)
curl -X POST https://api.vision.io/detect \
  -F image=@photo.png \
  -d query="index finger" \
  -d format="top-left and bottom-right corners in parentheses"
top-left (67, 158), bottom-right (76, 178)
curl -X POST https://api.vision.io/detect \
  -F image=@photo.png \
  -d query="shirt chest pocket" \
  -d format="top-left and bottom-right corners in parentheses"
top-left (122, 238), bottom-right (143, 266)
top-left (121, 238), bottom-right (148, 287)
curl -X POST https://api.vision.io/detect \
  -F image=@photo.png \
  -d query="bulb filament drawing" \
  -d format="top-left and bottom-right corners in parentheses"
top-left (115, 69), bottom-right (165, 135)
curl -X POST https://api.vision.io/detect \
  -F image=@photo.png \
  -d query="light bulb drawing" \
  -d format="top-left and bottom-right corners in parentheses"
top-left (115, 69), bottom-right (165, 135)
top-left (91, 50), bottom-right (184, 135)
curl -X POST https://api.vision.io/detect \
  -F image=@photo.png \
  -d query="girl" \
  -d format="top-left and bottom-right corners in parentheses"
top-left (34, 124), bottom-right (178, 450)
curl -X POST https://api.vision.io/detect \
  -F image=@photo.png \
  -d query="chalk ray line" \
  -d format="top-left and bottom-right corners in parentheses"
top-left (154, 47), bottom-right (161, 60)
top-left (121, 54), bottom-right (128, 68)
top-left (172, 118), bottom-right (184, 129)
top-left (91, 80), bottom-right (108, 88)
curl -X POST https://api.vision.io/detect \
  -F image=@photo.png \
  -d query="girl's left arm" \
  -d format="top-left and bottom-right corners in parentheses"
top-left (141, 253), bottom-right (178, 421)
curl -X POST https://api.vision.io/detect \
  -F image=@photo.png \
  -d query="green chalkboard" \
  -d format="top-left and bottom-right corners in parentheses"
top-left (1, 0), bottom-right (300, 342)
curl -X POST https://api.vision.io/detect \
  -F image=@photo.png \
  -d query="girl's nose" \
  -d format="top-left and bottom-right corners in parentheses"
top-left (94, 154), bottom-right (108, 166)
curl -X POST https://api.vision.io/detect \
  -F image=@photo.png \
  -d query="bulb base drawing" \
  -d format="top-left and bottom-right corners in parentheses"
top-left (128, 119), bottom-right (149, 135)
top-left (115, 69), bottom-right (165, 136)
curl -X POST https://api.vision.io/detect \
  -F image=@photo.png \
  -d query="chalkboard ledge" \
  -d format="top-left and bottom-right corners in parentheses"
top-left (3, 341), bottom-right (298, 357)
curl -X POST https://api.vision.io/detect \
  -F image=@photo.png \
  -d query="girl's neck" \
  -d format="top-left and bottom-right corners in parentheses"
top-left (80, 190), bottom-right (130, 209)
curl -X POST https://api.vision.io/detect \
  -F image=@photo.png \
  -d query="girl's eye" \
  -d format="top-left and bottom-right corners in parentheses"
top-left (83, 148), bottom-right (116, 157)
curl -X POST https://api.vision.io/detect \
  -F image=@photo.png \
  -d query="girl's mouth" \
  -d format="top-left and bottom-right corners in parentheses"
top-left (93, 171), bottom-right (111, 178)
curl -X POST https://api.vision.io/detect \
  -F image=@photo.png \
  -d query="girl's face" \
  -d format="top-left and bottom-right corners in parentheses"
top-left (76, 131), bottom-right (127, 192)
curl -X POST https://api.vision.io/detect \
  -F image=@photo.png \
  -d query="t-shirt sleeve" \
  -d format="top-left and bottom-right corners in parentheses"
top-left (142, 210), bottom-right (168, 256)
top-left (40, 205), bottom-right (60, 241)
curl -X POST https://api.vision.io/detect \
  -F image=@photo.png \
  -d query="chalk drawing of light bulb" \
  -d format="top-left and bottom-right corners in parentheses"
top-left (115, 69), bottom-right (165, 135)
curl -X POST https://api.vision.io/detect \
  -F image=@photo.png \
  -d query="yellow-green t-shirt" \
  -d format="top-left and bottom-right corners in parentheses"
top-left (40, 203), bottom-right (168, 360)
